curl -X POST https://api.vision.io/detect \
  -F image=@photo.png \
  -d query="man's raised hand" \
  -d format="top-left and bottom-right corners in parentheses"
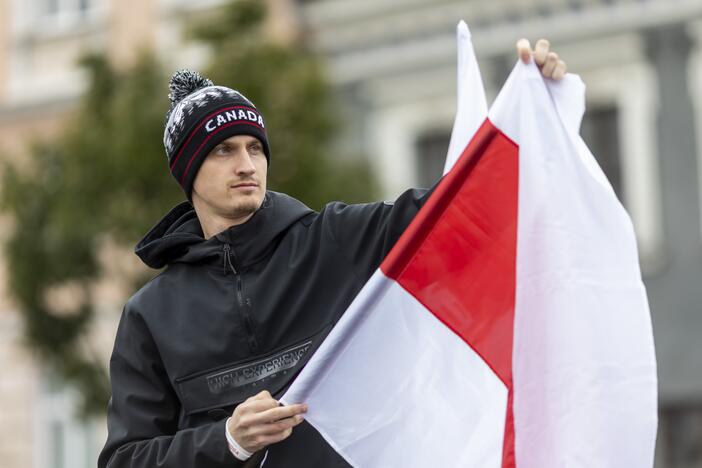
top-left (516, 38), bottom-right (568, 81)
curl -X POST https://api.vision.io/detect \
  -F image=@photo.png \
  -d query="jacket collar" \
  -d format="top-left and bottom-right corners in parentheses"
top-left (135, 191), bottom-right (314, 270)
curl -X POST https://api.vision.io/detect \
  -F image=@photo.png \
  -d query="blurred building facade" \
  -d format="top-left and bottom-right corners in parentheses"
top-left (0, 0), bottom-right (701, 467)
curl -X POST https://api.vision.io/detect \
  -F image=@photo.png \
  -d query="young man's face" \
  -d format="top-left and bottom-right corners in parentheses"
top-left (191, 134), bottom-right (268, 224)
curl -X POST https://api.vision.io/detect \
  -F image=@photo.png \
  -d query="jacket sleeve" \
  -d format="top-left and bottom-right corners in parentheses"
top-left (98, 304), bottom-right (244, 468)
top-left (324, 185), bottom-right (436, 282)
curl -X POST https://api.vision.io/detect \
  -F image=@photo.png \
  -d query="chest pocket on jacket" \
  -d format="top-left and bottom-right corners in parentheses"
top-left (175, 329), bottom-right (329, 415)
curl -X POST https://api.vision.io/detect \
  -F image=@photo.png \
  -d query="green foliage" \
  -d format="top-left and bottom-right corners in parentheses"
top-left (190, 0), bottom-right (377, 208)
top-left (1, 54), bottom-right (178, 415)
top-left (1, 0), bottom-right (376, 416)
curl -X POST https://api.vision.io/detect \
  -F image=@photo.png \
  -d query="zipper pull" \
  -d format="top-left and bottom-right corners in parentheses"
top-left (222, 243), bottom-right (237, 275)
top-left (222, 244), bottom-right (229, 275)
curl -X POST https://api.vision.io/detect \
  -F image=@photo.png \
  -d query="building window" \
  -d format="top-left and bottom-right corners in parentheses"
top-left (41, 0), bottom-right (61, 16)
top-left (34, 0), bottom-right (99, 27)
top-left (35, 371), bottom-right (99, 468)
top-left (658, 404), bottom-right (702, 467)
top-left (580, 104), bottom-right (624, 201)
top-left (38, 0), bottom-right (94, 16)
top-left (415, 131), bottom-right (451, 188)
top-left (413, 107), bottom-right (623, 199)
top-left (50, 421), bottom-right (65, 468)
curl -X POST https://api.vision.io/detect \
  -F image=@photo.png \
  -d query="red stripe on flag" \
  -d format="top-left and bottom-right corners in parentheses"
top-left (380, 118), bottom-right (518, 468)
top-left (503, 388), bottom-right (515, 467)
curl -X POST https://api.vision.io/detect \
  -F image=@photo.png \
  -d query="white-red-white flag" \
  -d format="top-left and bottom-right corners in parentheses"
top-left (281, 23), bottom-right (657, 468)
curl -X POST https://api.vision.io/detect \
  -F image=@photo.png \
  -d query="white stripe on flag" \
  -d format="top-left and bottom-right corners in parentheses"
top-left (281, 271), bottom-right (507, 468)
top-left (444, 21), bottom-right (487, 174)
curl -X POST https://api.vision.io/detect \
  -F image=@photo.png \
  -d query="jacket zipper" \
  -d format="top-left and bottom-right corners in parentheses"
top-left (223, 243), bottom-right (259, 352)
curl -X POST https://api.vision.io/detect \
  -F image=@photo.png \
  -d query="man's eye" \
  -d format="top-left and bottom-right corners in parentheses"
top-left (216, 146), bottom-right (229, 154)
top-left (249, 145), bottom-right (262, 153)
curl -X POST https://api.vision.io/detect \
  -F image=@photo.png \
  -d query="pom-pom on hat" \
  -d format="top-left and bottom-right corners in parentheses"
top-left (163, 69), bottom-right (270, 199)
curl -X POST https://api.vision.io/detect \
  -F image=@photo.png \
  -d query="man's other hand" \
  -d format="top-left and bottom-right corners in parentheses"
top-left (227, 390), bottom-right (308, 454)
top-left (516, 38), bottom-right (568, 81)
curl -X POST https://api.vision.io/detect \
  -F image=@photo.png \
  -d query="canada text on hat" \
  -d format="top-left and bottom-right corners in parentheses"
top-left (205, 107), bottom-right (265, 133)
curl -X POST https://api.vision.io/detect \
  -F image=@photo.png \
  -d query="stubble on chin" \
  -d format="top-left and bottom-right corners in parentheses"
top-left (226, 194), bottom-right (263, 221)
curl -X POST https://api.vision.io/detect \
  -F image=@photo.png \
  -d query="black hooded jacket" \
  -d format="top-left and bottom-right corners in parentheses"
top-left (98, 188), bottom-right (431, 468)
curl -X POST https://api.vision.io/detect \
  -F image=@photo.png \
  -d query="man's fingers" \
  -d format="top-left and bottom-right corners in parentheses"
top-left (252, 390), bottom-right (272, 400)
top-left (534, 39), bottom-right (550, 66)
top-left (552, 60), bottom-right (567, 81)
top-left (240, 398), bottom-right (280, 415)
top-left (236, 390), bottom-right (278, 416)
top-left (249, 403), bottom-right (307, 426)
top-left (242, 427), bottom-right (295, 453)
top-left (270, 427), bottom-right (294, 444)
top-left (516, 38), bottom-right (531, 63)
top-left (230, 396), bottom-right (308, 453)
top-left (250, 414), bottom-right (305, 436)
top-left (259, 427), bottom-right (294, 446)
top-left (541, 52), bottom-right (559, 78)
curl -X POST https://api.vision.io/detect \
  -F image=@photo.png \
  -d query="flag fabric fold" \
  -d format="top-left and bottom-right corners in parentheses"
top-left (444, 20), bottom-right (488, 174)
top-left (281, 23), bottom-right (657, 468)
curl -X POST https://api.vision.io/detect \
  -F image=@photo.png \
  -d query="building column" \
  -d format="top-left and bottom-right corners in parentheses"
top-left (645, 24), bottom-right (701, 257)
top-left (644, 23), bottom-right (702, 468)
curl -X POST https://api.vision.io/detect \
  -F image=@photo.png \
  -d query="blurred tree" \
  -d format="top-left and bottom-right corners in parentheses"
top-left (0, 54), bottom-right (176, 416)
top-left (189, 0), bottom-right (376, 207)
top-left (1, 0), bottom-right (376, 416)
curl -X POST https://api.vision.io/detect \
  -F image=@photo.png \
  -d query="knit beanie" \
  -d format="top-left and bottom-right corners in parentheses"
top-left (163, 70), bottom-right (270, 198)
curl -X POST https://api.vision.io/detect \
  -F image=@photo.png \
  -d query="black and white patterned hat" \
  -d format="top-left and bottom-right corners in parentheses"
top-left (164, 69), bottom-right (270, 198)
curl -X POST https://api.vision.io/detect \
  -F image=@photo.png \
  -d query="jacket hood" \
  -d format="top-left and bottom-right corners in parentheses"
top-left (135, 191), bottom-right (314, 269)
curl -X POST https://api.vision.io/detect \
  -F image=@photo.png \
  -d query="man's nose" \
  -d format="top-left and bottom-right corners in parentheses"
top-left (235, 153), bottom-right (256, 175)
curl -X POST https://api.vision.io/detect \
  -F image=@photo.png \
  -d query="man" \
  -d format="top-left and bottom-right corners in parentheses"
top-left (99, 40), bottom-right (567, 467)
